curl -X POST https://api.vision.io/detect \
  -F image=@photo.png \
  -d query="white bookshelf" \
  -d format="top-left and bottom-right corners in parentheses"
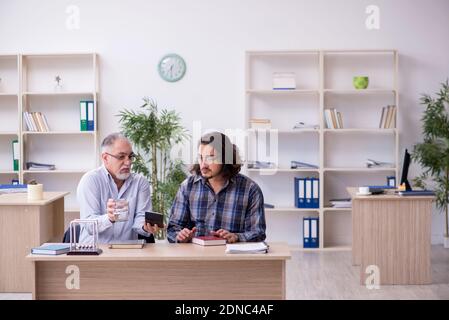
top-left (245, 49), bottom-right (398, 249)
top-left (0, 55), bottom-right (20, 183)
top-left (0, 52), bottom-right (101, 213)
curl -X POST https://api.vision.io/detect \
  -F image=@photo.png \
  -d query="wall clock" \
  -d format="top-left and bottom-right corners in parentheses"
top-left (158, 53), bottom-right (186, 82)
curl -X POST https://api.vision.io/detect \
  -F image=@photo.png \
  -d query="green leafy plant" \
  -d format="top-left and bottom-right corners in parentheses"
top-left (412, 80), bottom-right (449, 238)
top-left (118, 98), bottom-right (188, 239)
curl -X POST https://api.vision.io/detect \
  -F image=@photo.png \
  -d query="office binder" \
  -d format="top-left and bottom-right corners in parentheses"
top-left (80, 101), bottom-right (87, 131)
top-left (303, 217), bottom-right (310, 248)
top-left (87, 101), bottom-right (94, 131)
top-left (294, 177), bottom-right (305, 208)
top-left (12, 140), bottom-right (19, 171)
top-left (305, 178), bottom-right (312, 208)
top-left (387, 176), bottom-right (396, 187)
top-left (311, 178), bottom-right (319, 208)
top-left (310, 217), bottom-right (319, 248)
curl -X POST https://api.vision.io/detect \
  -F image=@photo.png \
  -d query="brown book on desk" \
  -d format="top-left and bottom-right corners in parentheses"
top-left (192, 236), bottom-right (226, 246)
top-left (108, 239), bottom-right (145, 249)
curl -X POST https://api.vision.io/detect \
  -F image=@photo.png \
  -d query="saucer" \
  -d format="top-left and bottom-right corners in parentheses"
top-left (356, 192), bottom-right (372, 196)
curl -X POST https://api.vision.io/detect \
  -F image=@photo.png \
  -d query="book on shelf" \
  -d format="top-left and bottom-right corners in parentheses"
top-left (379, 105), bottom-right (396, 129)
top-left (324, 108), bottom-right (343, 129)
top-left (108, 239), bottom-right (145, 249)
top-left (192, 236), bottom-right (226, 246)
top-left (23, 112), bottom-right (50, 132)
top-left (225, 242), bottom-right (269, 254)
top-left (249, 118), bottom-right (271, 129)
top-left (31, 243), bottom-right (70, 255)
top-left (26, 162), bottom-right (56, 171)
top-left (293, 122), bottom-right (319, 130)
top-left (329, 198), bottom-right (352, 208)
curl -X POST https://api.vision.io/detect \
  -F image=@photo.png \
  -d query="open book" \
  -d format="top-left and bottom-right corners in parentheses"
top-left (225, 242), bottom-right (269, 254)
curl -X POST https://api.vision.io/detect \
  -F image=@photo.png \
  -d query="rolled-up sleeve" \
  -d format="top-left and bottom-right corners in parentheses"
top-left (167, 180), bottom-right (191, 243)
top-left (236, 185), bottom-right (266, 242)
top-left (132, 178), bottom-right (152, 237)
top-left (77, 173), bottom-right (113, 234)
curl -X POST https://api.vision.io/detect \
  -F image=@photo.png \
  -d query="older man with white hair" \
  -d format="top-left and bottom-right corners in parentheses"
top-left (77, 132), bottom-right (160, 243)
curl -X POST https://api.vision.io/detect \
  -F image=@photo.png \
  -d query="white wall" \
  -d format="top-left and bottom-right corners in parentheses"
top-left (1, 0), bottom-right (448, 242)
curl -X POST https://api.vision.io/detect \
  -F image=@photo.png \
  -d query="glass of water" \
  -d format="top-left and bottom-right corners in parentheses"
top-left (114, 199), bottom-right (129, 222)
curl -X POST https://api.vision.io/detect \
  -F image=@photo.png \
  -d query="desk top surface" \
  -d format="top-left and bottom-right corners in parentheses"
top-left (26, 242), bottom-right (291, 261)
top-left (0, 191), bottom-right (69, 206)
top-left (347, 187), bottom-right (435, 200)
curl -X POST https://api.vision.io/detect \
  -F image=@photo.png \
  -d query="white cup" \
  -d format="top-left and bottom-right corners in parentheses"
top-left (113, 199), bottom-right (129, 222)
top-left (358, 186), bottom-right (370, 194)
top-left (28, 184), bottom-right (43, 200)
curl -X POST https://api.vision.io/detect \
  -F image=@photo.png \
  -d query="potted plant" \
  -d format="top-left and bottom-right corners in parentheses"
top-left (118, 97), bottom-right (188, 240)
top-left (412, 80), bottom-right (449, 248)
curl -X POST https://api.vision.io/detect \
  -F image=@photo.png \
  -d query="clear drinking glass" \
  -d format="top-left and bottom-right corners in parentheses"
top-left (113, 199), bottom-right (129, 222)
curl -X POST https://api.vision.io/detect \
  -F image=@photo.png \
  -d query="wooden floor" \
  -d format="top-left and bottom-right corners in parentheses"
top-left (2, 245), bottom-right (449, 300)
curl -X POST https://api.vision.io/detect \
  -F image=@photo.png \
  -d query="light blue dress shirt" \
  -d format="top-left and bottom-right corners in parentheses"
top-left (77, 166), bottom-right (152, 244)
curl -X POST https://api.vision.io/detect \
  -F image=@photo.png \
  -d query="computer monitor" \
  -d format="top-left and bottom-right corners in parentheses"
top-left (400, 149), bottom-right (412, 191)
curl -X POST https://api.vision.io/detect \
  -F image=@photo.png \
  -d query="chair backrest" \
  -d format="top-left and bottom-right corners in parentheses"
top-left (62, 224), bottom-right (80, 243)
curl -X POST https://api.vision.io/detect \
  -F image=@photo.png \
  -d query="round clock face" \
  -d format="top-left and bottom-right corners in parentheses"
top-left (158, 54), bottom-right (186, 82)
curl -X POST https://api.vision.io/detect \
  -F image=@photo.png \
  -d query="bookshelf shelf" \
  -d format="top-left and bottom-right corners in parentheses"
top-left (323, 167), bottom-right (396, 172)
top-left (0, 93), bottom-right (18, 96)
top-left (0, 132), bottom-right (18, 135)
top-left (265, 207), bottom-right (320, 213)
top-left (22, 131), bottom-right (95, 135)
top-left (23, 169), bottom-right (90, 174)
top-left (246, 89), bottom-right (319, 95)
top-left (246, 49), bottom-right (398, 249)
top-left (247, 168), bottom-right (320, 173)
top-left (323, 128), bottom-right (396, 134)
top-left (0, 171), bottom-right (18, 174)
top-left (22, 92), bottom-right (96, 96)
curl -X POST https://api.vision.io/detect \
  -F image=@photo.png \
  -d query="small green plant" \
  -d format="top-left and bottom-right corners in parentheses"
top-left (118, 98), bottom-right (188, 239)
top-left (412, 80), bottom-right (449, 238)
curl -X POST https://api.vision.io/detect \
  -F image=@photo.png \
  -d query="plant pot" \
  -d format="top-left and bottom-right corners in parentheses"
top-left (444, 236), bottom-right (449, 249)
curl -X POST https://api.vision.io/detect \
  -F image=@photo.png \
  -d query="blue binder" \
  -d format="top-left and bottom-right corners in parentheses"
top-left (305, 178), bottom-right (312, 208)
top-left (309, 217), bottom-right (319, 248)
top-left (294, 177), bottom-right (305, 208)
top-left (303, 217), bottom-right (319, 248)
top-left (311, 178), bottom-right (319, 208)
top-left (87, 101), bottom-right (95, 131)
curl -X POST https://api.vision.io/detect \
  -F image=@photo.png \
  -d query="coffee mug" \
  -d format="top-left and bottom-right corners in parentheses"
top-left (113, 199), bottom-right (129, 222)
top-left (358, 186), bottom-right (370, 194)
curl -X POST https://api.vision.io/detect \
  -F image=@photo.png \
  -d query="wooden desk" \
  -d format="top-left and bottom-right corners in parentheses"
top-left (0, 192), bottom-right (68, 292)
top-left (348, 187), bottom-right (433, 285)
top-left (27, 242), bottom-right (291, 300)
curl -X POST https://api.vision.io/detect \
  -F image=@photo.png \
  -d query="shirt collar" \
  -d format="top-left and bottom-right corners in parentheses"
top-left (193, 174), bottom-right (235, 187)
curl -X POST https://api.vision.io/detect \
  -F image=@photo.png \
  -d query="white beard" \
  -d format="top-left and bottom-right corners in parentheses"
top-left (116, 172), bottom-right (131, 180)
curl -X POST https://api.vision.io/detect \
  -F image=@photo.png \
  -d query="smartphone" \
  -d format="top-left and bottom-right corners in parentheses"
top-left (145, 211), bottom-right (164, 227)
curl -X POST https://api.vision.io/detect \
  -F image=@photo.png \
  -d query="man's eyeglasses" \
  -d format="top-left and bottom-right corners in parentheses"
top-left (106, 152), bottom-right (137, 162)
top-left (198, 154), bottom-right (219, 164)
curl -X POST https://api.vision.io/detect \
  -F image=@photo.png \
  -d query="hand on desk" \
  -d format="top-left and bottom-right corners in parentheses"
top-left (211, 229), bottom-right (239, 243)
top-left (176, 227), bottom-right (197, 243)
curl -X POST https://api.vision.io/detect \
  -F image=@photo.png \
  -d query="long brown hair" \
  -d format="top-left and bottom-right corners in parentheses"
top-left (190, 132), bottom-right (242, 180)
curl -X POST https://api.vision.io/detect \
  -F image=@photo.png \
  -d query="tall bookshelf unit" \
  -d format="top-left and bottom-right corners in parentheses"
top-left (245, 50), bottom-right (398, 250)
top-left (0, 53), bottom-right (99, 220)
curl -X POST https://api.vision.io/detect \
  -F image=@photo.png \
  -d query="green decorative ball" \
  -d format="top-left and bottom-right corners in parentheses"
top-left (353, 76), bottom-right (369, 89)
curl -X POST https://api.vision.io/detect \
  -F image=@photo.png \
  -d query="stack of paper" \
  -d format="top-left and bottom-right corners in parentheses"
top-left (329, 198), bottom-right (352, 208)
top-left (26, 162), bottom-right (56, 171)
top-left (225, 242), bottom-right (269, 254)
